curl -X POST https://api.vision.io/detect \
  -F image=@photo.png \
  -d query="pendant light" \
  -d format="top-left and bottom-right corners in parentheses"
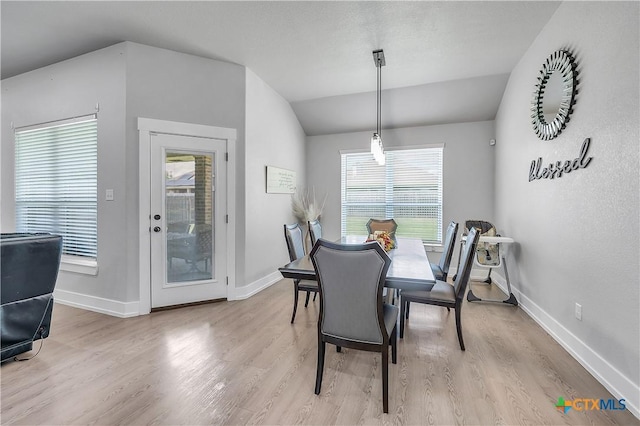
top-left (371, 49), bottom-right (386, 165)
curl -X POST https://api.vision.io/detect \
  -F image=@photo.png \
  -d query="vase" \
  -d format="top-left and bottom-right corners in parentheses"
top-left (304, 224), bottom-right (313, 253)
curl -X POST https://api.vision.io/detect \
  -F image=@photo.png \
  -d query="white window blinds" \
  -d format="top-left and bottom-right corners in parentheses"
top-left (15, 115), bottom-right (98, 259)
top-left (341, 146), bottom-right (443, 244)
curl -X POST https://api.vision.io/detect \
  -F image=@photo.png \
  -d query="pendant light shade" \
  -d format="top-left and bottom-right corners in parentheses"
top-left (371, 49), bottom-right (386, 165)
top-left (371, 133), bottom-right (384, 165)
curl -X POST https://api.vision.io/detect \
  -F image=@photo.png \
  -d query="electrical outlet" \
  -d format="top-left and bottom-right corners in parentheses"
top-left (575, 303), bottom-right (582, 321)
top-left (105, 189), bottom-right (114, 201)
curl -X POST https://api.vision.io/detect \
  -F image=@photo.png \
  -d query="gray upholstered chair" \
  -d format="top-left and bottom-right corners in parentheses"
top-left (310, 239), bottom-right (397, 413)
top-left (366, 218), bottom-right (398, 248)
top-left (399, 226), bottom-right (480, 351)
top-left (405, 221), bottom-right (459, 320)
top-left (432, 221), bottom-right (459, 282)
top-left (307, 219), bottom-right (322, 247)
top-left (284, 223), bottom-right (319, 323)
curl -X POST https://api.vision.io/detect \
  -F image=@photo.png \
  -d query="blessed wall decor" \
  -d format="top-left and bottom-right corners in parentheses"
top-left (529, 138), bottom-right (593, 181)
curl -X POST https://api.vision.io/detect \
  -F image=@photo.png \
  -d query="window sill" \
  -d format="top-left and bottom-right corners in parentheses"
top-left (60, 255), bottom-right (98, 276)
top-left (423, 244), bottom-right (443, 253)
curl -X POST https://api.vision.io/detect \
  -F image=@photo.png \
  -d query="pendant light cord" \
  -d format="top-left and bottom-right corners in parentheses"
top-left (377, 58), bottom-right (382, 137)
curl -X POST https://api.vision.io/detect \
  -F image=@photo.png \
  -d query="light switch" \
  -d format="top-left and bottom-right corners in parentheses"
top-left (105, 189), bottom-right (114, 201)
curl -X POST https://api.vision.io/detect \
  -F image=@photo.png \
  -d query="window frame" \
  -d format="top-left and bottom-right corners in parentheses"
top-left (340, 144), bottom-right (444, 246)
top-left (14, 114), bottom-right (98, 275)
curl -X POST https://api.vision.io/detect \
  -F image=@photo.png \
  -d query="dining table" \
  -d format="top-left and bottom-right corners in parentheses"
top-left (278, 236), bottom-right (436, 292)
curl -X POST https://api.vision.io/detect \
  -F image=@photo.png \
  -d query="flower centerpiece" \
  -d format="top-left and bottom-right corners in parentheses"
top-left (367, 230), bottom-right (395, 252)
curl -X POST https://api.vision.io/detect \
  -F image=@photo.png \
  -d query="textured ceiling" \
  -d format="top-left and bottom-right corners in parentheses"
top-left (1, 1), bottom-right (561, 135)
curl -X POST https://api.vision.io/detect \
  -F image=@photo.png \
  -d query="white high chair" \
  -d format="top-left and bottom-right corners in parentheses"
top-left (458, 220), bottom-right (517, 306)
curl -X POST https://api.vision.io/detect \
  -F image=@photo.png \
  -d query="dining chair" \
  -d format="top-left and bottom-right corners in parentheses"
top-left (310, 239), bottom-right (397, 413)
top-left (404, 221), bottom-right (458, 320)
top-left (399, 226), bottom-right (480, 351)
top-left (307, 219), bottom-right (322, 247)
top-left (284, 223), bottom-right (319, 323)
top-left (452, 220), bottom-right (499, 283)
top-left (432, 221), bottom-right (459, 282)
top-left (366, 218), bottom-right (398, 248)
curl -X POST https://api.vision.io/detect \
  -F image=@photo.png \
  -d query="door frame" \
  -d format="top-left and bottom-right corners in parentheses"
top-left (137, 117), bottom-right (237, 315)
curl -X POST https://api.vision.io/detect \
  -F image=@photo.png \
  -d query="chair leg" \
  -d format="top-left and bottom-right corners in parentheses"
top-left (454, 306), bottom-right (465, 351)
top-left (291, 282), bottom-right (300, 323)
top-left (313, 292), bottom-right (317, 301)
top-left (405, 301), bottom-right (410, 319)
top-left (304, 291), bottom-right (311, 307)
top-left (399, 297), bottom-right (406, 339)
top-left (315, 340), bottom-right (326, 394)
top-left (391, 326), bottom-right (397, 364)
top-left (336, 346), bottom-right (341, 352)
top-left (382, 347), bottom-right (389, 413)
top-left (446, 307), bottom-right (450, 312)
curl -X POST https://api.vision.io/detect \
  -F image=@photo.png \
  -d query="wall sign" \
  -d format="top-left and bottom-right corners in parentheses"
top-left (529, 138), bottom-right (593, 181)
top-left (266, 166), bottom-right (296, 193)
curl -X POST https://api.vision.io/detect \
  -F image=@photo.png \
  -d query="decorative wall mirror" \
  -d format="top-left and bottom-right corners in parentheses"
top-left (531, 49), bottom-right (579, 140)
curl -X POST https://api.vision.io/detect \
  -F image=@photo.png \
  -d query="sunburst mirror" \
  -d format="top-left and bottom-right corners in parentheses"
top-left (531, 50), bottom-right (579, 140)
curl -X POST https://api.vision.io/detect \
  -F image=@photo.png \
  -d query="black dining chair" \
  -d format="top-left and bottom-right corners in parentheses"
top-left (307, 219), bottom-right (322, 247)
top-left (399, 226), bottom-right (480, 351)
top-left (284, 223), bottom-right (319, 323)
top-left (310, 239), bottom-right (397, 413)
top-left (405, 221), bottom-right (459, 319)
top-left (432, 221), bottom-right (459, 282)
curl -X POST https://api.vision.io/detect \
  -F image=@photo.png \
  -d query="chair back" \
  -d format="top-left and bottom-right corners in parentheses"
top-left (437, 221), bottom-right (459, 275)
top-left (308, 219), bottom-right (322, 247)
top-left (284, 223), bottom-right (305, 262)
top-left (464, 220), bottom-right (495, 235)
top-left (452, 227), bottom-right (480, 300)
top-left (193, 224), bottom-right (212, 261)
top-left (310, 240), bottom-right (391, 345)
top-left (366, 218), bottom-right (398, 247)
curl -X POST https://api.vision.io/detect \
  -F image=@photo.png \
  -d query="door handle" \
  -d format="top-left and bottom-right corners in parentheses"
top-left (153, 226), bottom-right (162, 232)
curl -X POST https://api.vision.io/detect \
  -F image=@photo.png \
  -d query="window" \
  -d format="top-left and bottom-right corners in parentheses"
top-left (15, 115), bottom-right (98, 261)
top-left (341, 146), bottom-right (443, 244)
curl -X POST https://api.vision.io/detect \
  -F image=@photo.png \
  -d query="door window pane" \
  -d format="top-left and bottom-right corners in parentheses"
top-left (165, 152), bottom-right (214, 283)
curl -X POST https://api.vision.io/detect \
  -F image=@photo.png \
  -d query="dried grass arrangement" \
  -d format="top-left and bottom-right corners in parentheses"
top-left (291, 187), bottom-right (326, 222)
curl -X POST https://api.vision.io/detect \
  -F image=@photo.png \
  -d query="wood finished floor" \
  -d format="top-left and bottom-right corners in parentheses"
top-left (1, 279), bottom-right (637, 425)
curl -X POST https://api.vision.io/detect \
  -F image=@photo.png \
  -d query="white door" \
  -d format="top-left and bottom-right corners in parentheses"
top-left (150, 133), bottom-right (227, 308)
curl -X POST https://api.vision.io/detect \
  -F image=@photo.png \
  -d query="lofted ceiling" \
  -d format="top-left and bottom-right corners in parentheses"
top-left (1, 1), bottom-right (561, 136)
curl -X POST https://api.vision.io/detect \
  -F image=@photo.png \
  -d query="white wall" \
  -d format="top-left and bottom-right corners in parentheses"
top-left (1, 44), bottom-right (128, 303)
top-left (306, 120), bottom-right (495, 264)
top-left (124, 42), bottom-right (246, 299)
top-left (1, 42), bottom-right (248, 314)
top-left (244, 68), bottom-right (306, 288)
top-left (495, 1), bottom-right (639, 415)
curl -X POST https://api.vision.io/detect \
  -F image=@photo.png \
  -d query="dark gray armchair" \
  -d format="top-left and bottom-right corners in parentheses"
top-left (1, 233), bottom-right (62, 362)
top-left (310, 239), bottom-right (397, 413)
top-left (284, 223), bottom-right (318, 323)
top-left (400, 226), bottom-right (480, 351)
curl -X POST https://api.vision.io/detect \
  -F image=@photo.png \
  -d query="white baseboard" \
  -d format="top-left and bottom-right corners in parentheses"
top-left (55, 271), bottom-right (284, 316)
top-left (54, 289), bottom-right (139, 318)
top-left (231, 271), bottom-right (282, 300)
top-left (487, 272), bottom-right (639, 420)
